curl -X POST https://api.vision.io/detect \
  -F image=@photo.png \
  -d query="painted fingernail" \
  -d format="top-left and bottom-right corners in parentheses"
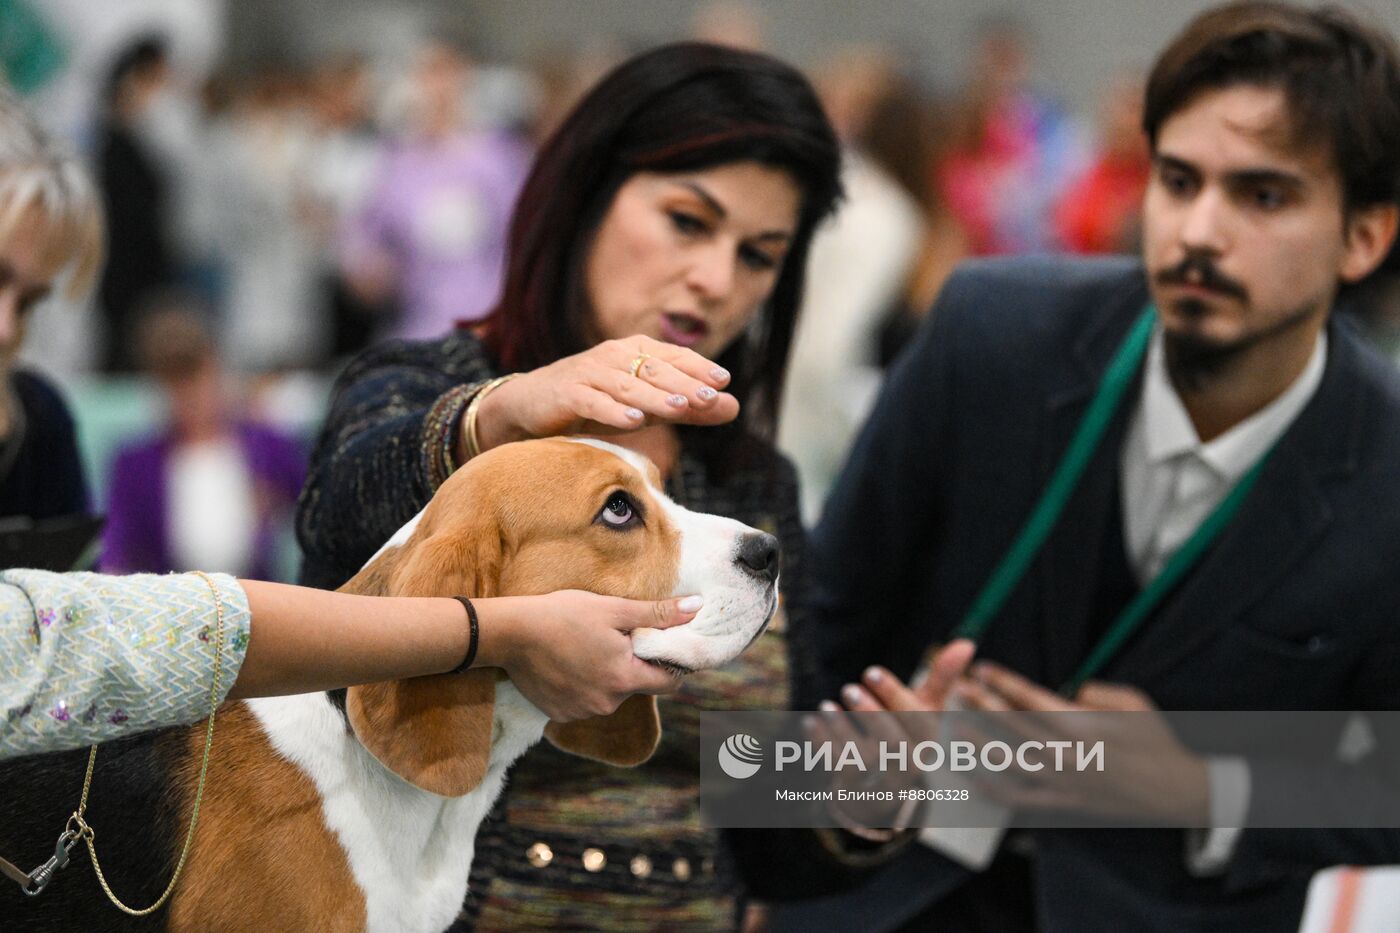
top-left (863, 666), bottom-right (883, 684)
top-left (801, 714), bottom-right (818, 733)
top-left (625, 407), bottom-right (644, 420)
top-left (710, 367), bottom-right (730, 382)
top-left (819, 700), bottom-right (841, 713)
top-left (677, 595), bottom-right (703, 613)
top-left (697, 386), bottom-right (717, 401)
top-left (666, 394), bottom-right (688, 408)
top-left (842, 684), bottom-right (863, 705)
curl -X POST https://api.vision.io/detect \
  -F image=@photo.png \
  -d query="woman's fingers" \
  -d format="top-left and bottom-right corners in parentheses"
top-left (607, 593), bottom-right (703, 632)
top-left (629, 354), bottom-right (726, 409)
top-left (480, 335), bottom-right (742, 447)
top-left (590, 357), bottom-right (738, 425)
top-left (567, 384), bottom-right (649, 431)
top-left (596, 362), bottom-right (702, 417)
top-left (612, 336), bottom-right (732, 389)
top-left (607, 338), bottom-right (737, 412)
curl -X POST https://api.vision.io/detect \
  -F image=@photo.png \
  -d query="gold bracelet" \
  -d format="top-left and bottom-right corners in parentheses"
top-left (462, 373), bottom-right (523, 461)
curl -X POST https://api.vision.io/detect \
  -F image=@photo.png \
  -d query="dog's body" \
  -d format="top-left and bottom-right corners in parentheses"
top-left (238, 683), bottom-right (546, 933)
top-left (0, 439), bottom-right (778, 932)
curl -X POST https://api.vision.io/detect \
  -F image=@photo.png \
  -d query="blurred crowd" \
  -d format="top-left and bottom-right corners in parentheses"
top-left (3, 0), bottom-right (1396, 572)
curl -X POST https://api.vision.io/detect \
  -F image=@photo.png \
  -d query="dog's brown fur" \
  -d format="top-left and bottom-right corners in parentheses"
top-left (161, 440), bottom-right (680, 929)
top-left (167, 704), bottom-right (363, 931)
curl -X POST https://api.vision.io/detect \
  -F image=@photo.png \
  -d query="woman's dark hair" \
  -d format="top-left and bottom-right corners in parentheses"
top-left (482, 42), bottom-right (842, 466)
top-left (1144, 2), bottom-right (1400, 213)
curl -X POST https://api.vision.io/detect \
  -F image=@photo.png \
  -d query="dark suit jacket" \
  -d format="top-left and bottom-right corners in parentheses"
top-left (778, 255), bottom-right (1400, 932)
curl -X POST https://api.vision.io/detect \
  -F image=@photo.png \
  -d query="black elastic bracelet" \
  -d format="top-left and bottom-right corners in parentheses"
top-left (449, 596), bottom-right (479, 674)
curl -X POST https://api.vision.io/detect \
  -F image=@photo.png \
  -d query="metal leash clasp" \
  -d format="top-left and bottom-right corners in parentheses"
top-left (22, 828), bottom-right (83, 897)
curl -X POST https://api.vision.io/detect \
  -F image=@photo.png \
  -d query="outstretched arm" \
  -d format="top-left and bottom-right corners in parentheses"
top-left (2, 570), bottom-right (698, 760)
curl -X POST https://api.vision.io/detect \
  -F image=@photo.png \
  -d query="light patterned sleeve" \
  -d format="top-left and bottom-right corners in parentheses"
top-left (0, 570), bottom-right (251, 760)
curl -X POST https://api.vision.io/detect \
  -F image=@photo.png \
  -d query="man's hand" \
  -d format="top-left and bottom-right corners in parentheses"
top-left (806, 640), bottom-right (978, 830)
top-left (954, 662), bottom-right (1210, 825)
top-left (840, 639), bottom-right (978, 718)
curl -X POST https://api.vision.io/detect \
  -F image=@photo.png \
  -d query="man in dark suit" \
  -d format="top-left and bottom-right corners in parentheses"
top-left (777, 3), bottom-right (1400, 930)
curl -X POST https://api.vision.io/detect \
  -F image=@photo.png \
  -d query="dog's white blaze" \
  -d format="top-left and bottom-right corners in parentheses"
top-left (247, 686), bottom-right (547, 933)
top-left (566, 437), bottom-right (656, 475)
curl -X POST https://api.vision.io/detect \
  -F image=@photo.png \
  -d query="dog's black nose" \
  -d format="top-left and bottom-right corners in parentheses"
top-left (735, 532), bottom-right (780, 583)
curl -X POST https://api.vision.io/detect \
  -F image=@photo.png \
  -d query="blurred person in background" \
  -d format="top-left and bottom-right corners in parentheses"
top-left (302, 53), bottom-right (388, 361)
top-left (296, 42), bottom-right (842, 931)
top-left (525, 39), bottom-right (625, 147)
top-left (341, 36), bottom-right (531, 342)
top-left (779, 47), bottom-right (926, 523)
top-left (173, 69), bottom-right (239, 317)
top-left (214, 64), bottom-right (328, 372)
top-left (870, 83), bottom-right (970, 368)
top-left (0, 89), bottom-right (101, 524)
top-left (101, 299), bottom-right (305, 578)
top-left (1055, 71), bottom-right (1152, 254)
top-left (94, 34), bottom-right (176, 373)
top-left (938, 16), bottom-right (1085, 256)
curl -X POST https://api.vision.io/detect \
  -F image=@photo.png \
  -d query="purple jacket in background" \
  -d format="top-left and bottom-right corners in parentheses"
top-left (343, 129), bottom-right (532, 341)
top-left (100, 423), bottom-right (307, 580)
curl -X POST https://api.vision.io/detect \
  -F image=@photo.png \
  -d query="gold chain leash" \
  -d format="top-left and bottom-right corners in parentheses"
top-left (68, 569), bottom-right (227, 915)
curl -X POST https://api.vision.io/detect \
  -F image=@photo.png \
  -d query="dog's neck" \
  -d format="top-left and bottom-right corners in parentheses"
top-left (246, 683), bottom-right (548, 933)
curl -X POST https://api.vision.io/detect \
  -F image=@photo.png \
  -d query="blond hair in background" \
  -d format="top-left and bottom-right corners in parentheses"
top-left (0, 89), bottom-right (104, 298)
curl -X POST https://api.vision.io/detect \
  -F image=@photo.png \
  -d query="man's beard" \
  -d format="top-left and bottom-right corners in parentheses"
top-left (1162, 297), bottom-right (1320, 392)
top-left (1151, 251), bottom-right (1321, 392)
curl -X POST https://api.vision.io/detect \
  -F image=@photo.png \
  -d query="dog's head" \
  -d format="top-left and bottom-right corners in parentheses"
top-left (338, 437), bottom-right (779, 796)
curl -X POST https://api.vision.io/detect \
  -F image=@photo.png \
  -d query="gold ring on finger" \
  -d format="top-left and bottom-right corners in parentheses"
top-left (629, 352), bottom-right (652, 379)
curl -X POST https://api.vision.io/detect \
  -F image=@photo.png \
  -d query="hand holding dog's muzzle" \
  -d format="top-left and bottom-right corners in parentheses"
top-left (484, 590), bottom-right (700, 722)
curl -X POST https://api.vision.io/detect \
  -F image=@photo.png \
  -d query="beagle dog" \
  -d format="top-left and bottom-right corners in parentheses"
top-left (0, 438), bottom-right (779, 932)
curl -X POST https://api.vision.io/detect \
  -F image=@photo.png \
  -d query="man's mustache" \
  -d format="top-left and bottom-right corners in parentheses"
top-left (1155, 255), bottom-right (1249, 303)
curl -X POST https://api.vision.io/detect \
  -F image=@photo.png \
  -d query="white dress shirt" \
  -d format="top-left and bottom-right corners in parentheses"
top-left (1120, 327), bottom-right (1327, 586)
top-left (1117, 324), bottom-right (1327, 873)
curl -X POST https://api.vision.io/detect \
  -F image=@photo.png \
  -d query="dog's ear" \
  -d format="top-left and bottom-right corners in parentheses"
top-left (542, 695), bottom-right (660, 767)
top-left (343, 523), bottom-right (503, 797)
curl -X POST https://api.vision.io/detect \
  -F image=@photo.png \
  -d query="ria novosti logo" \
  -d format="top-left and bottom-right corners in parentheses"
top-left (718, 733), bottom-right (764, 779)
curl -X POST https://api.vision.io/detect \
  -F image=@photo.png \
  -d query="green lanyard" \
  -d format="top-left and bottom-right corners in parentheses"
top-left (952, 306), bottom-right (1272, 696)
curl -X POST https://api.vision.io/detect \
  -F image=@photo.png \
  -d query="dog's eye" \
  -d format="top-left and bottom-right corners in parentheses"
top-left (599, 492), bottom-right (639, 528)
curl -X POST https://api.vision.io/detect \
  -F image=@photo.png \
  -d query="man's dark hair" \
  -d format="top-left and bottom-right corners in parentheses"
top-left (1144, 2), bottom-right (1400, 212)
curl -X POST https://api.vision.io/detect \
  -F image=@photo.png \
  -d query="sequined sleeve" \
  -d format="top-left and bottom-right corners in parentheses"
top-left (0, 570), bottom-right (251, 760)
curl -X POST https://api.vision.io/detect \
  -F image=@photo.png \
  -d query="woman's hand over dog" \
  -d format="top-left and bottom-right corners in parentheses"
top-left (476, 589), bottom-right (700, 721)
top-left (471, 336), bottom-right (738, 454)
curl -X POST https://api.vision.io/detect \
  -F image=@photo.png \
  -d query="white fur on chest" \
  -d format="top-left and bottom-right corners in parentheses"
top-left (246, 684), bottom-right (546, 933)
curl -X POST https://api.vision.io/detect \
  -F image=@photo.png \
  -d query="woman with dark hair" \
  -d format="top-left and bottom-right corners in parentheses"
top-left (296, 41), bottom-right (842, 930)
